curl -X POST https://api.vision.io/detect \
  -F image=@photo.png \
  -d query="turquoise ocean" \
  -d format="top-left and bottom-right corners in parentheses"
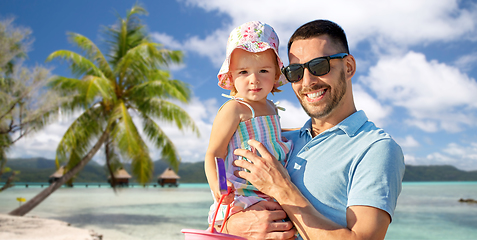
top-left (1, 182), bottom-right (476, 240)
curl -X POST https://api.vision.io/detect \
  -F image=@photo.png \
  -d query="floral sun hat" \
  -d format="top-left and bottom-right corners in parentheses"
top-left (217, 21), bottom-right (288, 90)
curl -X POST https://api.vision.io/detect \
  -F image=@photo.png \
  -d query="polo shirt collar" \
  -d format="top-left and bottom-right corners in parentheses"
top-left (299, 110), bottom-right (368, 138)
top-left (337, 110), bottom-right (368, 137)
top-left (299, 119), bottom-right (313, 138)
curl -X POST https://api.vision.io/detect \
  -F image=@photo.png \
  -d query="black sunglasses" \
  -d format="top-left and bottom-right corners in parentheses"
top-left (281, 53), bottom-right (348, 83)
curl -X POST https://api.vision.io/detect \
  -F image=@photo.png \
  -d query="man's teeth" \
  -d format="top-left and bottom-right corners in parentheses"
top-left (307, 90), bottom-right (325, 99)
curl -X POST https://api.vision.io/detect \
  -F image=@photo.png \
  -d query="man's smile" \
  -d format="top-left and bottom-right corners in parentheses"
top-left (303, 89), bottom-right (327, 102)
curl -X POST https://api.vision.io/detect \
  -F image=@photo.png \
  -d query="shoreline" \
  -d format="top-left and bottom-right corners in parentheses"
top-left (0, 214), bottom-right (102, 240)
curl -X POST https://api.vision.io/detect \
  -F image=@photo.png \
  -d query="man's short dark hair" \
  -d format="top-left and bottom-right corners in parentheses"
top-left (288, 20), bottom-right (350, 54)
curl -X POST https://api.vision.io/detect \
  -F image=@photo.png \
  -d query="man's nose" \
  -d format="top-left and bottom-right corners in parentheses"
top-left (301, 68), bottom-right (317, 87)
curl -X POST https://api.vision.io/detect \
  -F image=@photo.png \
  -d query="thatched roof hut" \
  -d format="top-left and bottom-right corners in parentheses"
top-left (48, 166), bottom-right (64, 183)
top-left (158, 168), bottom-right (180, 187)
top-left (108, 168), bottom-right (132, 186)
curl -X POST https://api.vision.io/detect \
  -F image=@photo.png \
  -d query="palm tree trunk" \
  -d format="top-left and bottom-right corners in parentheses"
top-left (0, 171), bottom-right (16, 192)
top-left (8, 130), bottom-right (109, 216)
top-left (105, 133), bottom-right (117, 188)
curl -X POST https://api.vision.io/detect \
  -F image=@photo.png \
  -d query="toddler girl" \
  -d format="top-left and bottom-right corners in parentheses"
top-left (204, 21), bottom-right (292, 226)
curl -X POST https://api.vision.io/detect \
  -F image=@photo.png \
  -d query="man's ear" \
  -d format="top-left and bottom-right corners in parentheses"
top-left (345, 54), bottom-right (356, 80)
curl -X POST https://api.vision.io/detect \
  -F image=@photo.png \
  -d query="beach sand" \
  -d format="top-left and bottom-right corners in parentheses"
top-left (0, 214), bottom-right (102, 240)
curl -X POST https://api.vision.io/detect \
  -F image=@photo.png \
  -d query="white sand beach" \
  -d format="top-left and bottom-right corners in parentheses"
top-left (0, 214), bottom-right (102, 240)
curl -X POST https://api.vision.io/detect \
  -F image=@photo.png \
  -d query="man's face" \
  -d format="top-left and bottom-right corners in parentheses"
top-left (288, 36), bottom-right (348, 120)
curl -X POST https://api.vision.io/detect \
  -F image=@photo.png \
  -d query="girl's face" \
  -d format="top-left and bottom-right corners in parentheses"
top-left (229, 49), bottom-right (278, 102)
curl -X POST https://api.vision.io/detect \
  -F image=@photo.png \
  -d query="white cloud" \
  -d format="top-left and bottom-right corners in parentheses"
top-left (151, 32), bottom-right (184, 50)
top-left (178, 0), bottom-right (477, 61)
top-left (403, 154), bottom-right (418, 165)
top-left (395, 135), bottom-right (421, 148)
top-left (443, 142), bottom-right (477, 161)
top-left (359, 51), bottom-right (477, 132)
top-left (404, 119), bottom-right (439, 133)
top-left (152, 29), bottom-right (229, 67)
top-left (274, 99), bottom-right (310, 129)
top-left (353, 84), bottom-right (392, 127)
top-left (183, 31), bottom-right (229, 66)
top-left (404, 142), bottom-right (477, 170)
top-left (454, 52), bottom-right (477, 72)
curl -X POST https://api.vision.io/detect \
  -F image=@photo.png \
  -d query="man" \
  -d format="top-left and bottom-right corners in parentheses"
top-left (223, 20), bottom-right (405, 240)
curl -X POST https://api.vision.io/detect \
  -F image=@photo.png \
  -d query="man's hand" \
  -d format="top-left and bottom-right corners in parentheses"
top-left (234, 139), bottom-right (291, 198)
top-left (223, 200), bottom-right (296, 240)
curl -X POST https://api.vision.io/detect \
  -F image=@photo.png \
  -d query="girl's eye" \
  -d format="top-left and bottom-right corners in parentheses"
top-left (238, 70), bottom-right (248, 75)
top-left (260, 69), bottom-right (269, 73)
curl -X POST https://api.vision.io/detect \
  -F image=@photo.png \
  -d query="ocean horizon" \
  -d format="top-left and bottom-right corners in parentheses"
top-left (1, 182), bottom-right (476, 239)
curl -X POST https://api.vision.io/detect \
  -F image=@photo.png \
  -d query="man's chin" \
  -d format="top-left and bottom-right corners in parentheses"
top-left (301, 104), bottom-right (331, 119)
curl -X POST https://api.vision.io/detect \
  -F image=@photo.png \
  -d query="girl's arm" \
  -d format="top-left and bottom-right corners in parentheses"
top-left (205, 100), bottom-right (246, 202)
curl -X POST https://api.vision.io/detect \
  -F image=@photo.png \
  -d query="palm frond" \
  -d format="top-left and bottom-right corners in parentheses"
top-left (46, 50), bottom-right (106, 79)
top-left (105, 134), bottom-right (122, 170)
top-left (126, 4), bottom-right (148, 19)
top-left (109, 100), bottom-right (150, 158)
top-left (82, 75), bottom-right (116, 104)
top-left (131, 150), bottom-right (153, 184)
top-left (109, 100), bottom-right (153, 183)
top-left (55, 106), bottom-right (105, 165)
top-left (141, 114), bottom-right (180, 171)
top-left (116, 43), bottom-right (183, 81)
top-left (48, 76), bottom-right (83, 95)
top-left (128, 71), bottom-right (191, 102)
top-left (133, 98), bottom-right (199, 136)
top-left (48, 76), bottom-right (98, 112)
top-left (67, 33), bottom-right (113, 79)
top-left (64, 148), bottom-right (81, 172)
top-left (106, 5), bottom-right (148, 67)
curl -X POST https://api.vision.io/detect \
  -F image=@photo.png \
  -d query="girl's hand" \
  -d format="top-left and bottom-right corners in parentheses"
top-left (214, 181), bottom-right (235, 205)
top-left (221, 181), bottom-right (235, 205)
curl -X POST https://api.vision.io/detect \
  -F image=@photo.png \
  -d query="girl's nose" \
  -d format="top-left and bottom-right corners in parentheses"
top-left (249, 74), bottom-right (259, 84)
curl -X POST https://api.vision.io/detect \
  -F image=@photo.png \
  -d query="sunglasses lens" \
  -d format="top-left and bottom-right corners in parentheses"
top-left (284, 58), bottom-right (331, 82)
top-left (284, 65), bottom-right (304, 82)
top-left (308, 58), bottom-right (329, 76)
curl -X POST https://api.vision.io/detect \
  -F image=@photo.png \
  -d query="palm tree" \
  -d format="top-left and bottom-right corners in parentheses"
top-left (9, 4), bottom-right (198, 216)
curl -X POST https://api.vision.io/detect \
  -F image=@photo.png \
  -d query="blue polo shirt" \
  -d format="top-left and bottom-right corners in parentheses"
top-left (283, 110), bottom-right (405, 228)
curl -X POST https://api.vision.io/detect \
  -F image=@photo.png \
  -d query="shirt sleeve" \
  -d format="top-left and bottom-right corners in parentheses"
top-left (347, 138), bottom-right (405, 221)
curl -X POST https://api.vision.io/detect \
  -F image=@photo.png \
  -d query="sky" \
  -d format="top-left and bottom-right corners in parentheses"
top-left (2, 0), bottom-right (477, 171)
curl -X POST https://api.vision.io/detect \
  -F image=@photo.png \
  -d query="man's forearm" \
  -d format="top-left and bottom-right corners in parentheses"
top-left (222, 200), bottom-right (296, 240)
top-left (274, 179), bottom-right (390, 240)
top-left (273, 179), bottom-right (353, 239)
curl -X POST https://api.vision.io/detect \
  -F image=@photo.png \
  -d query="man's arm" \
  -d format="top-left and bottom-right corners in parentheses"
top-left (234, 139), bottom-right (391, 240)
top-left (222, 200), bottom-right (297, 240)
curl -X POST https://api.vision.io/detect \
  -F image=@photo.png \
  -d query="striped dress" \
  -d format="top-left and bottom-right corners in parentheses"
top-left (209, 97), bottom-right (292, 224)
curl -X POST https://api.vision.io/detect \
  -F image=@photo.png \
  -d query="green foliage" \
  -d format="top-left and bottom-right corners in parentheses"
top-left (403, 165), bottom-right (477, 181)
top-left (1, 18), bottom-right (61, 191)
top-left (5, 158), bottom-right (477, 184)
top-left (47, 4), bottom-right (199, 185)
top-left (1, 158), bottom-right (207, 183)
